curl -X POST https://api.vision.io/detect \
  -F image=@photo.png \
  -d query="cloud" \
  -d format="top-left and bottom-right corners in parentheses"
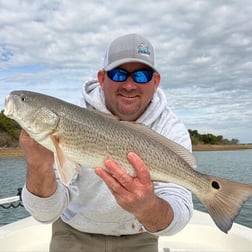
top-left (0, 0), bottom-right (252, 143)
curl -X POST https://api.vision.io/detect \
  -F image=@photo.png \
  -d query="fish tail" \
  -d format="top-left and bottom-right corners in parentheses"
top-left (197, 175), bottom-right (252, 233)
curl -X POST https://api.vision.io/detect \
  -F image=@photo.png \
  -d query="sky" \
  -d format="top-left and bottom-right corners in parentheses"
top-left (0, 0), bottom-right (252, 143)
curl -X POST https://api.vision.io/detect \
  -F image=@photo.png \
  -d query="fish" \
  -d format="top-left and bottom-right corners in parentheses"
top-left (4, 90), bottom-right (252, 234)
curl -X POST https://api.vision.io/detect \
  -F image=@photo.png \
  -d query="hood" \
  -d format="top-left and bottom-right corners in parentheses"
top-left (81, 80), bottom-right (168, 128)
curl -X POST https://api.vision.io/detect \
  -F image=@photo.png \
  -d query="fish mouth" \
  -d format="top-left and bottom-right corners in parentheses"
top-left (3, 95), bottom-right (15, 118)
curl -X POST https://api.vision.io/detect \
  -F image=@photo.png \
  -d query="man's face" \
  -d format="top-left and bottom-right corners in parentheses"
top-left (98, 62), bottom-right (160, 121)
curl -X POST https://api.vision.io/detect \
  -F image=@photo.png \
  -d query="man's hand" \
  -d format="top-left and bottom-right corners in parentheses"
top-left (19, 129), bottom-right (54, 167)
top-left (19, 129), bottom-right (57, 197)
top-left (95, 152), bottom-right (174, 232)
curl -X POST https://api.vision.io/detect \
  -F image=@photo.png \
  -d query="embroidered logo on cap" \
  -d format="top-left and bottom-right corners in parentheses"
top-left (138, 43), bottom-right (150, 56)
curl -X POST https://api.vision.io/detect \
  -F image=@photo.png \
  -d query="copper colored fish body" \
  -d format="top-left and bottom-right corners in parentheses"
top-left (4, 90), bottom-right (252, 233)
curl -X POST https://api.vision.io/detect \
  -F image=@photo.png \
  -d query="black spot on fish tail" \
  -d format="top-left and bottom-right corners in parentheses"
top-left (212, 180), bottom-right (220, 190)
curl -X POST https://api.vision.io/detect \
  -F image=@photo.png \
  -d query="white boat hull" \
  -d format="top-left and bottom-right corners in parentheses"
top-left (0, 210), bottom-right (251, 251)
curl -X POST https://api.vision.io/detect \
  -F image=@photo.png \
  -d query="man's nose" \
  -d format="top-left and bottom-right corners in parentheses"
top-left (121, 76), bottom-right (137, 90)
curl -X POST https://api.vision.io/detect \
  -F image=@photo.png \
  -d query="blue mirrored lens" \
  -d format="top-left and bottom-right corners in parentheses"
top-left (133, 71), bottom-right (153, 83)
top-left (107, 69), bottom-right (153, 84)
top-left (107, 69), bottom-right (128, 82)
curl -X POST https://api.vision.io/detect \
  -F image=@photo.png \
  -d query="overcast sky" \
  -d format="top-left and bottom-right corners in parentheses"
top-left (1, 0), bottom-right (252, 143)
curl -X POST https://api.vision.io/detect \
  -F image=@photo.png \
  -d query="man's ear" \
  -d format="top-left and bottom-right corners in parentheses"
top-left (153, 72), bottom-right (161, 91)
top-left (97, 70), bottom-right (105, 90)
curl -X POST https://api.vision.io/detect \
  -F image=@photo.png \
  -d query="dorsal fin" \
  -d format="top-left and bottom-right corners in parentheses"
top-left (87, 109), bottom-right (196, 168)
top-left (120, 121), bottom-right (196, 168)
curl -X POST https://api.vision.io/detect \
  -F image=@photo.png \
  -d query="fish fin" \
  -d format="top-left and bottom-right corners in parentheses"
top-left (87, 109), bottom-right (196, 168)
top-left (120, 121), bottom-right (196, 168)
top-left (50, 135), bottom-right (81, 186)
top-left (75, 163), bottom-right (82, 175)
top-left (198, 174), bottom-right (252, 233)
top-left (62, 160), bottom-right (82, 178)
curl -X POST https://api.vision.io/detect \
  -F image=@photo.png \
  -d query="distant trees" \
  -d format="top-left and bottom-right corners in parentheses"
top-left (188, 129), bottom-right (239, 145)
top-left (0, 110), bottom-right (21, 147)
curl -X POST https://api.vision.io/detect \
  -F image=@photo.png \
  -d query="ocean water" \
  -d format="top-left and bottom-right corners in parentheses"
top-left (0, 157), bottom-right (29, 225)
top-left (0, 150), bottom-right (252, 229)
top-left (193, 149), bottom-right (252, 229)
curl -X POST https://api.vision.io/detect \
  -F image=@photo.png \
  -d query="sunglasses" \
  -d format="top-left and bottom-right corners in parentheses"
top-left (107, 68), bottom-right (154, 84)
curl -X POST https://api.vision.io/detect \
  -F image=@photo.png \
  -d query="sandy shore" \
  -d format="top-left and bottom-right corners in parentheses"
top-left (1, 144), bottom-right (252, 158)
top-left (0, 148), bottom-right (24, 158)
top-left (192, 144), bottom-right (252, 151)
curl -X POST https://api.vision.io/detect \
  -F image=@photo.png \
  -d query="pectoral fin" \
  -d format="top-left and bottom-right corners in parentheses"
top-left (31, 107), bottom-right (59, 135)
top-left (50, 135), bottom-right (81, 186)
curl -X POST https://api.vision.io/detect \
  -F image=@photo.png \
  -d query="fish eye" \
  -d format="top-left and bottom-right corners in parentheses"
top-left (20, 95), bottom-right (27, 102)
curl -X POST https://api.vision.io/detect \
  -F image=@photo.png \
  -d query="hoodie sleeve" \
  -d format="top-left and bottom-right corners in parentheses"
top-left (21, 169), bottom-right (80, 224)
top-left (22, 183), bottom-right (70, 223)
top-left (148, 182), bottom-right (193, 236)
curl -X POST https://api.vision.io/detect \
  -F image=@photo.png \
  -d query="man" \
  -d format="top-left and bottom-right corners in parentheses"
top-left (20, 33), bottom-right (193, 252)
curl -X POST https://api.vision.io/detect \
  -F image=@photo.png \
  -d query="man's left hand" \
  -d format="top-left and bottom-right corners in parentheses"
top-left (95, 152), bottom-right (154, 214)
top-left (95, 152), bottom-right (174, 232)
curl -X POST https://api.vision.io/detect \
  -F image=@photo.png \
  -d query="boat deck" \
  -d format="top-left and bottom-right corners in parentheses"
top-left (0, 210), bottom-right (251, 251)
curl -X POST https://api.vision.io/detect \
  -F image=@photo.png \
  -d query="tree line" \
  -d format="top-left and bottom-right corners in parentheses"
top-left (0, 110), bottom-right (239, 147)
top-left (0, 110), bottom-right (21, 147)
top-left (189, 129), bottom-right (239, 145)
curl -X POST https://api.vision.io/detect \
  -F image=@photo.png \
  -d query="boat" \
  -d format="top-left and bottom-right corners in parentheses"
top-left (0, 209), bottom-right (251, 251)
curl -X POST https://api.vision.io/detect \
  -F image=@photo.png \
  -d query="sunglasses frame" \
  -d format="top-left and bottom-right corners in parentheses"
top-left (106, 68), bottom-right (154, 84)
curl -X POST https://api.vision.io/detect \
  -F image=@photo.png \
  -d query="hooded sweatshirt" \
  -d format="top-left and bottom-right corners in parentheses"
top-left (22, 80), bottom-right (193, 236)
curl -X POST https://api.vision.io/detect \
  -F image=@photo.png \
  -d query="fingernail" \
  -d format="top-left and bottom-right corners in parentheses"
top-left (104, 159), bottom-right (114, 167)
top-left (128, 152), bottom-right (135, 159)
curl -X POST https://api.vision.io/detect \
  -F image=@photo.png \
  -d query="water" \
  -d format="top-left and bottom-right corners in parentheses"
top-left (0, 150), bottom-right (252, 229)
top-left (0, 157), bottom-right (30, 225)
top-left (193, 149), bottom-right (252, 229)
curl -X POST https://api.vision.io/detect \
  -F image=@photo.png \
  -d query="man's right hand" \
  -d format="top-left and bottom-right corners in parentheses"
top-left (19, 129), bottom-right (57, 197)
top-left (19, 129), bottom-right (54, 167)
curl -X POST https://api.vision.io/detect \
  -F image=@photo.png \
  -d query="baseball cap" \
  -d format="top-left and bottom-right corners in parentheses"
top-left (103, 33), bottom-right (158, 73)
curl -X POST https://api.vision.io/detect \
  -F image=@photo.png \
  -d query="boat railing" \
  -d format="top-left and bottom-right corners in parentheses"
top-left (0, 188), bottom-right (23, 209)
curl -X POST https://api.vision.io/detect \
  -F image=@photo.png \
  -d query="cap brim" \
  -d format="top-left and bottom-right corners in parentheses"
top-left (104, 58), bottom-right (159, 73)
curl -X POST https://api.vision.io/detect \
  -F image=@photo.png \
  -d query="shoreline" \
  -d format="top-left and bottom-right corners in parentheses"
top-left (192, 144), bottom-right (252, 151)
top-left (0, 148), bottom-right (24, 158)
top-left (1, 144), bottom-right (252, 158)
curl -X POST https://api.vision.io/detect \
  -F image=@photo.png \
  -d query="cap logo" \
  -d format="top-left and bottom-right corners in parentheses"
top-left (138, 43), bottom-right (150, 56)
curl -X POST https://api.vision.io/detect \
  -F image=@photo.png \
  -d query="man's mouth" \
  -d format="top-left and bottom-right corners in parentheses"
top-left (119, 93), bottom-right (138, 99)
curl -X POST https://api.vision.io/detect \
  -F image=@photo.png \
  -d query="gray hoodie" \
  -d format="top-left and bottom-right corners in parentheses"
top-left (22, 80), bottom-right (193, 236)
